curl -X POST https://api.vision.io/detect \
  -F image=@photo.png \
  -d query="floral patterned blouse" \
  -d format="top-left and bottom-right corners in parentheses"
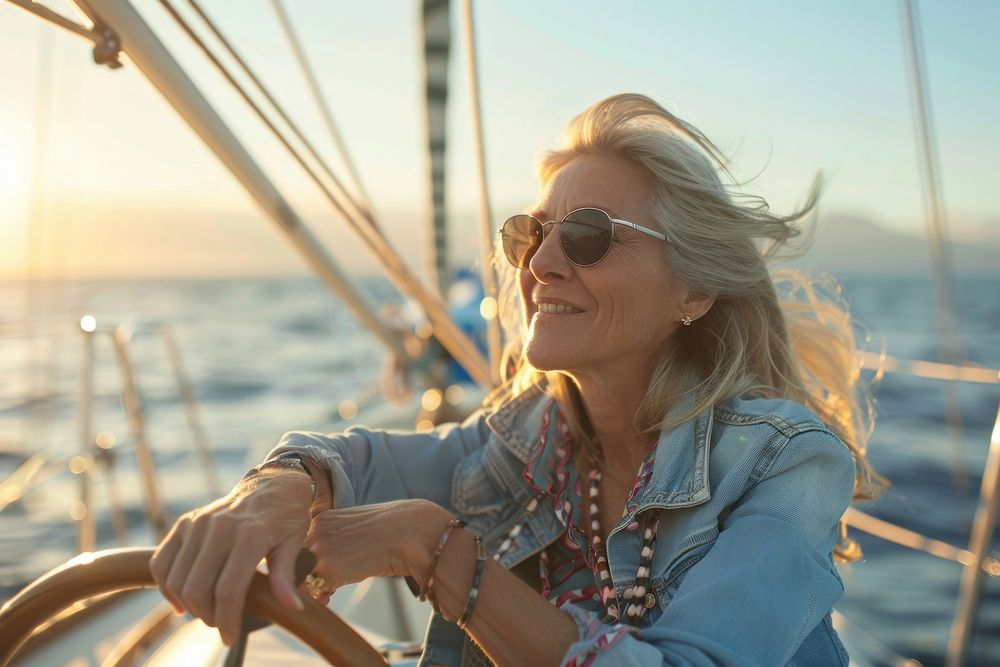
top-left (523, 402), bottom-right (657, 667)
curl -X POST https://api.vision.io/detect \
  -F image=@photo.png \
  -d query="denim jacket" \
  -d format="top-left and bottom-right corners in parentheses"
top-left (269, 382), bottom-right (856, 666)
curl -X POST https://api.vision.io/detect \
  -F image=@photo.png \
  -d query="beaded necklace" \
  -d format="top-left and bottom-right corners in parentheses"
top-left (492, 403), bottom-right (662, 625)
top-left (586, 468), bottom-right (661, 622)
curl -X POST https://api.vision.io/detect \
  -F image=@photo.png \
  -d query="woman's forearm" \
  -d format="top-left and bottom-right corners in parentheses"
top-left (408, 504), bottom-right (578, 667)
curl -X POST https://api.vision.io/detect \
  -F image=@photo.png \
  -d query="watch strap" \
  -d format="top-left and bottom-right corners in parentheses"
top-left (241, 453), bottom-right (317, 501)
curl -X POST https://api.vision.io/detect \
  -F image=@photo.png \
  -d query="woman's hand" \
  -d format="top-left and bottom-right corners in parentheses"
top-left (149, 470), bottom-right (314, 646)
top-left (303, 499), bottom-right (449, 601)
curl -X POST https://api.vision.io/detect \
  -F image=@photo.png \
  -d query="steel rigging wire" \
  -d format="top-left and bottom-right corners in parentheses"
top-left (156, 0), bottom-right (491, 387)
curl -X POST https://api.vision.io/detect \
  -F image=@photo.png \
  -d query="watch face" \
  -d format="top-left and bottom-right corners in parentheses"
top-left (260, 454), bottom-right (305, 472)
top-left (270, 458), bottom-right (305, 470)
top-left (259, 456), bottom-right (316, 500)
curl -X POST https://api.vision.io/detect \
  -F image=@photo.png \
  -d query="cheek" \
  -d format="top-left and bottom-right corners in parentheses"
top-left (518, 271), bottom-right (536, 318)
top-left (603, 271), bottom-right (677, 336)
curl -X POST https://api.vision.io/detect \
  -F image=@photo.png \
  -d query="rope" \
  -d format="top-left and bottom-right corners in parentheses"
top-left (7, 0), bottom-right (93, 41)
top-left (182, 0), bottom-right (375, 230)
top-left (899, 0), bottom-right (969, 501)
top-left (158, 0), bottom-right (377, 251)
top-left (269, 0), bottom-right (376, 222)
top-left (459, 0), bottom-right (503, 385)
top-left (157, 0), bottom-right (492, 388)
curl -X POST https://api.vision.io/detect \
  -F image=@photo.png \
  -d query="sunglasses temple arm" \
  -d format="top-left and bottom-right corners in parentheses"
top-left (611, 218), bottom-right (666, 241)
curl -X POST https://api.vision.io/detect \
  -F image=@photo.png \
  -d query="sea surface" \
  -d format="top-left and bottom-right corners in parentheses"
top-left (0, 273), bottom-right (998, 665)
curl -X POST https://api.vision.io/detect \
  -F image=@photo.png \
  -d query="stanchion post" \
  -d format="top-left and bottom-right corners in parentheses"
top-left (75, 322), bottom-right (96, 552)
top-left (110, 327), bottom-right (167, 539)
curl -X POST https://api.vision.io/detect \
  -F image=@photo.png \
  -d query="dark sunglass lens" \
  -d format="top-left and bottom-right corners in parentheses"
top-left (561, 209), bottom-right (613, 265)
top-left (501, 215), bottom-right (542, 268)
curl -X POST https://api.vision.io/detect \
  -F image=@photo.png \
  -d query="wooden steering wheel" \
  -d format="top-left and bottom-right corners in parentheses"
top-left (0, 547), bottom-right (388, 666)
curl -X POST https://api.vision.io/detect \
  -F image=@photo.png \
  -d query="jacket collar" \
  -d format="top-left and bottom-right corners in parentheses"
top-left (485, 381), bottom-right (713, 512)
top-left (638, 392), bottom-right (713, 510)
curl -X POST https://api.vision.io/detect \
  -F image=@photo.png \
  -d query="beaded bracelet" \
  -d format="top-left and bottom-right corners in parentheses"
top-left (457, 536), bottom-right (488, 629)
top-left (422, 518), bottom-right (466, 613)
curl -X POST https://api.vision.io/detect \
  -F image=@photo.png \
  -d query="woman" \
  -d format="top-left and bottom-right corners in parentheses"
top-left (151, 94), bottom-right (882, 666)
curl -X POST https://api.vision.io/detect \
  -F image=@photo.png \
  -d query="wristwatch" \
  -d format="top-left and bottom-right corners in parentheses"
top-left (241, 453), bottom-right (317, 501)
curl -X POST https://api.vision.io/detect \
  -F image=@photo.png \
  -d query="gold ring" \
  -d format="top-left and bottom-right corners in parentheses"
top-left (304, 573), bottom-right (326, 599)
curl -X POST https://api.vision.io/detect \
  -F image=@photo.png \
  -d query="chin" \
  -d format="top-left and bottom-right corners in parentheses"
top-left (524, 340), bottom-right (579, 373)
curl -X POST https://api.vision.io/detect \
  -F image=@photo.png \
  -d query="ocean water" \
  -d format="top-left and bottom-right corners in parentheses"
top-left (0, 273), bottom-right (998, 665)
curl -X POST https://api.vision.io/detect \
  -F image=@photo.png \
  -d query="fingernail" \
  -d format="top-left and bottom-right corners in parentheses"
top-left (293, 593), bottom-right (305, 610)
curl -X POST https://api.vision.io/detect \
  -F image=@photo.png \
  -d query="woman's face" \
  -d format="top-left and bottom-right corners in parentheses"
top-left (518, 154), bottom-right (689, 381)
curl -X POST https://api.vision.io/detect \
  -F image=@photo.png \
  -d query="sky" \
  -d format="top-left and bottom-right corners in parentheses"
top-left (0, 0), bottom-right (997, 279)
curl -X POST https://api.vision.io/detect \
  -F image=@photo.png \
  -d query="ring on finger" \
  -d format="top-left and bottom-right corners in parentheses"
top-left (304, 573), bottom-right (326, 599)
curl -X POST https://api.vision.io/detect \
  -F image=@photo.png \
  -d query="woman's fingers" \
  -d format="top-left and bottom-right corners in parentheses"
top-left (180, 515), bottom-right (242, 623)
top-left (163, 516), bottom-right (211, 615)
top-left (150, 517), bottom-right (189, 614)
top-left (302, 501), bottom-right (445, 593)
top-left (302, 505), bottom-right (410, 590)
top-left (150, 473), bottom-right (314, 633)
top-left (266, 539), bottom-right (305, 612)
top-left (213, 532), bottom-right (270, 646)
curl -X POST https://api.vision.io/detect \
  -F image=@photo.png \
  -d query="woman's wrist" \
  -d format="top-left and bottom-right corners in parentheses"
top-left (236, 466), bottom-right (313, 504)
top-left (238, 452), bottom-right (335, 515)
top-left (240, 454), bottom-right (315, 497)
top-left (402, 501), bottom-right (480, 623)
top-left (402, 501), bottom-right (456, 581)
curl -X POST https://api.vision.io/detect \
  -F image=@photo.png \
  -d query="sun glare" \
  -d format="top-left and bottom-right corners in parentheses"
top-left (0, 143), bottom-right (29, 225)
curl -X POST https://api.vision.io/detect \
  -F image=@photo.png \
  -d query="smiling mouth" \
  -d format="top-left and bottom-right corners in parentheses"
top-left (536, 303), bottom-right (583, 314)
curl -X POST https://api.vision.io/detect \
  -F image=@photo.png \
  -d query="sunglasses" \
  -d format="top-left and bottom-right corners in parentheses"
top-left (500, 207), bottom-right (667, 269)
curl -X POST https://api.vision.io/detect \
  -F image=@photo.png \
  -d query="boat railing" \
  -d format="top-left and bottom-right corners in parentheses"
top-left (848, 354), bottom-right (1000, 666)
top-left (0, 317), bottom-right (229, 663)
top-left (2, 327), bottom-right (997, 661)
top-left (859, 351), bottom-right (1000, 385)
top-left (80, 316), bottom-right (229, 549)
top-left (946, 399), bottom-right (1000, 665)
top-left (3, 0), bottom-right (996, 662)
top-left (0, 317), bottom-right (221, 552)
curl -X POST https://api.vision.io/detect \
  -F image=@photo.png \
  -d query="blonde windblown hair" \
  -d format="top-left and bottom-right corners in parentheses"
top-left (493, 94), bottom-right (884, 524)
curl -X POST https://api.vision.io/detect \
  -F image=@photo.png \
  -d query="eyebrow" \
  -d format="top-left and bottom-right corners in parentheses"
top-left (529, 204), bottom-right (623, 221)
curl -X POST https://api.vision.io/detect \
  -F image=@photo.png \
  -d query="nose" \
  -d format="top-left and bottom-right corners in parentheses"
top-left (528, 221), bottom-right (572, 283)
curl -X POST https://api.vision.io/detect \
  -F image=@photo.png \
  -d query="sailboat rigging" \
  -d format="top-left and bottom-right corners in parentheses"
top-left (0, 1), bottom-right (997, 665)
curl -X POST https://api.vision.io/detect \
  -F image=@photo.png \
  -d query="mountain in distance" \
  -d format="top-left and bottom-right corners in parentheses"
top-left (2, 203), bottom-right (995, 280)
top-left (786, 213), bottom-right (1000, 275)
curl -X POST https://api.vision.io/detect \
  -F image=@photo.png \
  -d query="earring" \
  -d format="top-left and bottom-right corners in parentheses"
top-left (681, 316), bottom-right (693, 326)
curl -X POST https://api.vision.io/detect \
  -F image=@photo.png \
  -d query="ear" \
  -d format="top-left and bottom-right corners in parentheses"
top-left (680, 290), bottom-right (715, 323)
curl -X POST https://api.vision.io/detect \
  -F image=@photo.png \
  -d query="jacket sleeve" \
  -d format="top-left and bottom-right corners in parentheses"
top-left (263, 409), bottom-right (491, 511)
top-left (558, 427), bottom-right (856, 667)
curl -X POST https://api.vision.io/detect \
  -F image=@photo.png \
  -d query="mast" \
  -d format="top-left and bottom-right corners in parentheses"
top-left (420, 0), bottom-right (451, 297)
